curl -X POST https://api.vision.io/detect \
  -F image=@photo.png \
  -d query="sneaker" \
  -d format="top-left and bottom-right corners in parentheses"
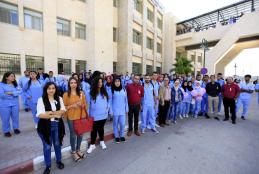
top-left (120, 137), bottom-right (126, 142)
top-left (223, 118), bottom-right (229, 121)
top-left (151, 128), bottom-right (159, 134)
top-left (135, 130), bottom-right (141, 136)
top-left (25, 108), bottom-right (30, 112)
top-left (4, 132), bottom-right (12, 137)
top-left (147, 125), bottom-right (151, 129)
top-left (194, 115), bottom-right (198, 119)
top-left (100, 141), bottom-right (107, 150)
top-left (141, 129), bottom-right (145, 134)
top-left (155, 123), bottom-right (160, 128)
top-left (14, 129), bottom-right (20, 134)
top-left (127, 131), bottom-right (132, 137)
top-left (232, 120), bottom-right (236, 124)
top-left (186, 114), bottom-right (189, 118)
top-left (56, 162), bottom-right (64, 169)
top-left (159, 124), bottom-right (165, 127)
top-left (241, 116), bottom-right (246, 120)
top-left (198, 112), bottom-right (203, 116)
top-left (43, 167), bottom-right (51, 174)
top-left (205, 115), bottom-right (210, 119)
top-left (173, 120), bottom-right (177, 124)
top-left (87, 144), bottom-right (96, 154)
top-left (35, 124), bottom-right (38, 129)
top-left (214, 117), bottom-right (220, 121)
top-left (115, 138), bottom-right (120, 144)
top-left (179, 115), bottom-right (183, 119)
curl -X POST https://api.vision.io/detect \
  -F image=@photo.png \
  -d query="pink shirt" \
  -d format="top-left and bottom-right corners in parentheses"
top-left (191, 87), bottom-right (206, 101)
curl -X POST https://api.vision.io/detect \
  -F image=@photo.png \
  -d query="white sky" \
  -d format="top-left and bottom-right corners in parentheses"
top-left (160, 0), bottom-right (259, 76)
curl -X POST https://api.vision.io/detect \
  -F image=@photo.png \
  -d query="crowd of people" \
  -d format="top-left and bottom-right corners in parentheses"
top-left (0, 68), bottom-right (258, 174)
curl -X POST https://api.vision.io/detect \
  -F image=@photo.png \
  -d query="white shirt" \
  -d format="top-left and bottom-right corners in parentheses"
top-left (36, 97), bottom-right (66, 121)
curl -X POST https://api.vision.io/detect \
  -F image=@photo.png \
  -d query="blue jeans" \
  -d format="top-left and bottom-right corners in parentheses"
top-left (181, 102), bottom-right (190, 115)
top-left (113, 115), bottom-right (126, 138)
top-left (168, 102), bottom-right (180, 121)
top-left (38, 121), bottom-right (61, 168)
top-left (218, 94), bottom-right (223, 112)
top-left (201, 94), bottom-right (208, 115)
top-left (0, 105), bottom-right (19, 133)
top-left (194, 100), bottom-right (202, 116)
top-left (67, 119), bottom-right (83, 152)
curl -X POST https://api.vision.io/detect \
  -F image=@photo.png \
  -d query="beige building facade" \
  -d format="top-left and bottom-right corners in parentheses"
top-left (0, 0), bottom-right (174, 77)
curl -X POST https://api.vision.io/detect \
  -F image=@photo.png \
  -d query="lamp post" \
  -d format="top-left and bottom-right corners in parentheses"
top-left (200, 38), bottom-right (209, 68)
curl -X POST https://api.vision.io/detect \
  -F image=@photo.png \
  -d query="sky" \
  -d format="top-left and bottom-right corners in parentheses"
top-left (160, 0), bottom-right (259, 76)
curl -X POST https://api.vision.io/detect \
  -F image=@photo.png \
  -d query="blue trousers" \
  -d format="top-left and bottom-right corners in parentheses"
top-left (181, 102), bottom-right (190, 115)
top-left (0, 105), bottom-right (19, 133)
top-left (257, 93), bottom-right (259, 105)
top-left (113, 115), bottom-right (125, 138)
top-left (28, 101), bottom-right (39, 124)
top-left (168, 102), bottom-right (180, 121)
top-left (194, 100), bottom-right (202, 116)
top-left (141, 105), bottom-right (155, 129)
top-left (38, 121), bottom-right (62, 168)
top-left (201, 95), bottom-right (208, 114)
top-left (67, 119), bottom-right (83, 152)
top-left (21, 93), bottom-right (29, 109)
top-left (236, 98), bottom-right (251, 117)
top-left (218, 94), bottom-right (223, 112)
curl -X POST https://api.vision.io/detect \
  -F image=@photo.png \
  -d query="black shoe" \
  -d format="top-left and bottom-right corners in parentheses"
top-left (25, 108), bottom-right (29, 112)
top-left (43, 167), bottom-right (51, 174)
top-left (241, 116), bottom-right (246, 120)
top-left (205, 115), bottom-right (210, 119)
top-left (56, 162), bottom-right (64, 169)
top-left (198, 113), bottom-right (203, 116)
top-left (120, 137), bottom-right (126, 142)
top-left (14, 129), bottom-right (20, 134)
top-left (232, 120), bottom-right (236, 124)
top-left (223, 118), bottom-right (229, 121)
top-left (214, 117), bottom-right (220, 120)
top-left (4, 132), bottom-right (12, 137)
top-left (115, 138), bottom-right (120, 143)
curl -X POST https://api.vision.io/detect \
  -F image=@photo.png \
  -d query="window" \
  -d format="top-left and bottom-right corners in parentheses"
top-left (113, 27), bottom-right (118, 42)
top-left (24, 9), bottom-right (43, 31)
top-left (0, 53), bottom-right (20, 74)
top-left (75, 23), bottom-right (86, 39)
top-left (75, 60), bottom-right (86, 73)
top-left (57, 18), bottom-right (70, 36)
top-left (113, 62), bottom-right (117, 73)
top-left (133, 29), bottom-right (142, 45)
top-left (156, 67), bottom-right (161, 74)
top-left (157, 42), bottom-right (162, 53)
top-left (58, 58), bottom-right (71, 75)
top-left (78, 0), bottom-right (86, 2)
top-left (198, 56), bottom-right (202, 63)
top-left (26, 55), bottom-right (44, 71)
top-left (146, 37), bottom-right (154, 50)
top-left (157, 18), bottom-right (162, 30)
top-left (147, 9), bottom-right (154, 23)
top-left (113, 0), bottom-right (118, 7)
top-left (191, 55), bottom-right (195, 63)
top-left (132, 62), bottom-right (141, 74)
top-left (133, 0), bottom-right (142, 13)
top-left (146, 65), bottom-right (153, 75)
top-left (0, 2), bottom-right (18, 25)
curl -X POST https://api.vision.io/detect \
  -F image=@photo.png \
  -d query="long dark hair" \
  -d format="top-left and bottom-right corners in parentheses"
top-left (182, 81), bottom-right (188, 92)
top-left (90, 77), bottom-right (108, 101)
top-left (67, 77), bottom-right (81, 97)
top-left (1, 72), bottom-right (18, 87)
top-left (26, 71), bottom-right (39, 91)
top-left (42, 82), bottom-right (60, 105)
top-left (111, 76), bottom-right (122, 94)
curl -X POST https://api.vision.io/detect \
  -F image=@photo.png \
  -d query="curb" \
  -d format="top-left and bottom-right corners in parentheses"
top-left (0, 131), bottom-right (115, 174)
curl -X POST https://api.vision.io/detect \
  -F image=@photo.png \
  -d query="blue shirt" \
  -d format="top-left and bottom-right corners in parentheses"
top-left (18, 76), bottom-right (29, 91)
top-left (0, 83), bottom-right (21, 107)
top-left (89, 94), bottom-right (109, 121)
top-left (81, 81), bottom-right (91, 104)
top-left (239, 82), bottom-right (254, 100)
top-left (142, 83), bottom-right (155, 106)
top-left (111, 89), bottom-right (129, 116)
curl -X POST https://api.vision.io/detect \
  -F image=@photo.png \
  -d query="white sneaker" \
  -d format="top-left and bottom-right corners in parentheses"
top-left (35, 124), bottom-right (38, 129)
top-left (173, 120), bottom-right (177, 124)
top-left (179, 115), bottom-right (183, 119)
top-left (100, 141), bottom-right (107, 150)
top-left (155, 123), bottom-right (160, 128)
top-left (141, 128), bottom-right (145, 134)
top-left (147, 125), bottom-right (151, 129)
top-left (151, 128), bottom-right (159, 134)
top-left (87, 144), bottom-right (96, 154)
top-left (186, 114), bottom-right (189, 118)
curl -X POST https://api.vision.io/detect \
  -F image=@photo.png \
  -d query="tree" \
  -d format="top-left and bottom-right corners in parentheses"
top-left (170, 57), bottom-right (193, 74)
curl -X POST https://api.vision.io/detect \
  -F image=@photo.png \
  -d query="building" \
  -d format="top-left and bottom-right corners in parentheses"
top-left (0, 0), bottom-right (173, 78)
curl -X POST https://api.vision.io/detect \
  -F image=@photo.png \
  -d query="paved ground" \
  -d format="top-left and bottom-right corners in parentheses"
top-left (35, 94), bottom-right (259, 174)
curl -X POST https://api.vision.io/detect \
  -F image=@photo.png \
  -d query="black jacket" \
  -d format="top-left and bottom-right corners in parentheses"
top-left (206, 82), bottom-right (221, 97)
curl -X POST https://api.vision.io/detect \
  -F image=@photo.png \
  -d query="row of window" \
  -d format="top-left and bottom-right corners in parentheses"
top-left (133, 0), bottom-right (163, 30)
top-left (0, 53), bottom-right (87, 75)
top-left (0, 2), bottom-right (86, 39)
top-left (132, 62), bottom-right (161, 74)
top-left (133, 30), bottom-right (162, 53)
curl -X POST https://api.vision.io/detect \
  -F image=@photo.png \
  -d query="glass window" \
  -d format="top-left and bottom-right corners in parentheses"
top-left (57, 18), bottom-right (71, 36)
top-left (146, 37), bottom-right (154, 50)
top-left (75, 23), bottom-right (86, 39)
top-left (25, 55), bottom-right (44, 71)
top-left (157, 42), bottom-right (162, 53)
top-left (147, 9), bottom-right (154, 23)
top-left (146, 65), bottom-right (153, 75)
top-left (113, 27), bottom-right (118, 42)
top-left (157, 18), bottom-right (162, 30)
top-left (0, 2), bottom-right (18, 25)
top-left (58, 58), bottom-right (71, 75)
top-left (75, 60), bottom-right (86, 73)
top-left (0, 53), bottom-right (21, 74)
top-left (156, 67), bottom-right (161, 74)
top-left (133, 0), bottom-right (142, 13)
top-left (24, 9), bottom-right (43, 31)
top-left (132, 62), bottom-right (141, 74)
top-left (133, 29), bottom-right (142, 45)
top-left (198, 56), bottom-right (202, 63)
